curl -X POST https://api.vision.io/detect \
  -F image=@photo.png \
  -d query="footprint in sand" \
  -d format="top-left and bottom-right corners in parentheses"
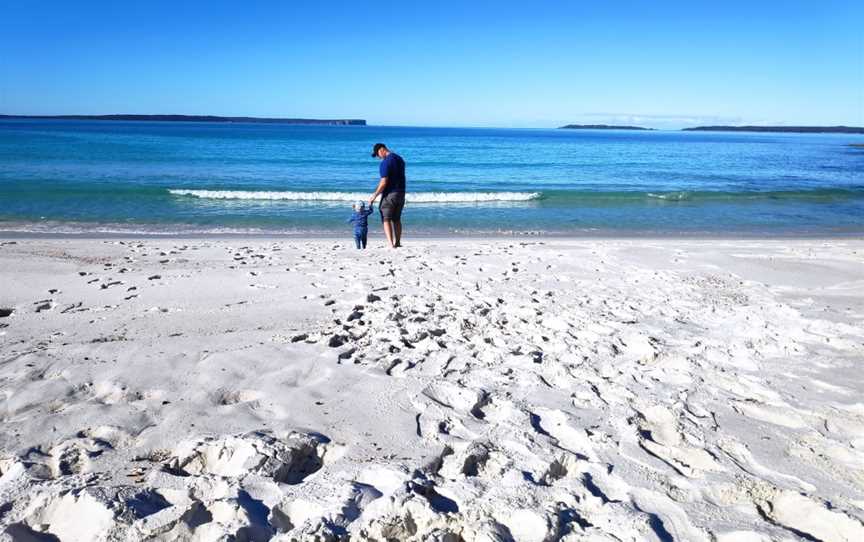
top-left (635, 404), bottom-right (724, 478)
top-left (731, 400), bottom-right (809, 429)
top-left (165, 431), bottom-right (332, 485)
top-left (756, 489), bottom-right (864, 542)
top-left (420, 381), bottom-right (490, 420)
top-left (530, 408), bottom-right (597, 461)
top-left (717, 438), bottom-right (815, 492)
top-left (212, 388), bottom-right (263, 406)
top-left (34, 300), bottom-right (55, 312)
top-left (19, 435), bottom-right (117, 480)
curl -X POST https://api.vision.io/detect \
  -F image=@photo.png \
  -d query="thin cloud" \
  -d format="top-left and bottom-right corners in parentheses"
top-left (577, 112), bottom-right (746, 128)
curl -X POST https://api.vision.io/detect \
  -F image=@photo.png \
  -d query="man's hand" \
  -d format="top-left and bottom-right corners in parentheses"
top-left (369, 177), bottom-right (387, 208)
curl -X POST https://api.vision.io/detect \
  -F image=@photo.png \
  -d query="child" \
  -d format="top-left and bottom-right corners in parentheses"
top-left (347, 201), bottom-right (374, 249)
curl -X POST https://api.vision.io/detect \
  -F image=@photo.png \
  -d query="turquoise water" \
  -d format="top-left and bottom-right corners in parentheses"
top-left (1, 120), bottom-right (863, 235)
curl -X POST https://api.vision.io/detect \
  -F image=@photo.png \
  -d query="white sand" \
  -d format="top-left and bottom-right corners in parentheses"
top-left (0, 237), bottom-right (863, 541)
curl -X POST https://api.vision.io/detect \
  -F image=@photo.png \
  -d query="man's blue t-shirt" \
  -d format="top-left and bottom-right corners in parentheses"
top-left (379, 153), bottom-right (406, 196)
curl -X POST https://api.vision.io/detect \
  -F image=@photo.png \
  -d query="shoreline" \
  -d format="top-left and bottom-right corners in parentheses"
top-left (3, 227), bottom-right (864, 241)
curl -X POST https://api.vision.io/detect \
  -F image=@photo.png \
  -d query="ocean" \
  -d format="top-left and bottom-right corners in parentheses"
top-left (1, 120), bottom-right (862, 236)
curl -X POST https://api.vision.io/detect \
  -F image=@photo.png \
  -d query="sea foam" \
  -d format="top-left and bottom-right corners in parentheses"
top-left (168, 189), bottom-right (541, 203)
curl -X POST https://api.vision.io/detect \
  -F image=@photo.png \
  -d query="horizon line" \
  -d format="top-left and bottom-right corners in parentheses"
top-left (1, 114), bottom-right (863, 132)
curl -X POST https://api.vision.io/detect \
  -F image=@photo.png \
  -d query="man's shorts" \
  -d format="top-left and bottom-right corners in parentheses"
top-left (379, 192), bottom-right (406, 221)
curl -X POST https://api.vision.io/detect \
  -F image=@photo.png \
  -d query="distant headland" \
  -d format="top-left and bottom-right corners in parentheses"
top-left (0, 114), bottom-right (366, 126)
top-left (683, 125), bottom-right (864, 134)
top-left (560, 124), bottom-right (653, 130)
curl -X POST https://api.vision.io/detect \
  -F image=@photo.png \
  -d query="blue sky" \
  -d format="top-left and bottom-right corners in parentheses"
top-left (1, 1), bottom-right (862, 128)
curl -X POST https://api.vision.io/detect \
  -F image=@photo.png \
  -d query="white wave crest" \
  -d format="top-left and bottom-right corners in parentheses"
top-left (168, 189), bottom-right (541, 203)
top-left (646, 191), bottom-right (691, 201)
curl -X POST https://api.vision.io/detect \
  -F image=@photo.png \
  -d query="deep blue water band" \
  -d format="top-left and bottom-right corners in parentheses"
top-left (1, 120), bottom-right (862, 234)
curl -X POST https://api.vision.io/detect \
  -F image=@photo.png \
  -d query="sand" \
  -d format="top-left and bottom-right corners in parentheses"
top-left (1, 237), bottom-right (863, 541)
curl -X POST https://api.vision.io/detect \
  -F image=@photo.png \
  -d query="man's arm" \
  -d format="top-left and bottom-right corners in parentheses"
top-left (369, 177), bottom-right (387, 206)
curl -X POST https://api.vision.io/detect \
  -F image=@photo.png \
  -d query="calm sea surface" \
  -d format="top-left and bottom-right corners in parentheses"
top-left (1, 120), bottom-right (862, 235)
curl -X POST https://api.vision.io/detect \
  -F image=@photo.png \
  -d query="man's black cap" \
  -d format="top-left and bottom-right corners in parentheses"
top-left (371, 143), bottom-right (386, 157)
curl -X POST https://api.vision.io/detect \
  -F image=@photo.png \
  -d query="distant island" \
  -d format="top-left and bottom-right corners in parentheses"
top-left (559, 124), bottom-right (653, 131)
top-left (683, 125), bottom-right (864, 134)
top-left (0, 114), bottom-right (366, 126)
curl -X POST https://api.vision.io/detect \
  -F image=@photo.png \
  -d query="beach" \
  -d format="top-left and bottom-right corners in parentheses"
top-left (1, 236), bottom-right (863, 541)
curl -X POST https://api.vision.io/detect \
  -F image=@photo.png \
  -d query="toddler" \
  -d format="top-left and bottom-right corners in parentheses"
top-left (347, 201), bottom-right (374, 249)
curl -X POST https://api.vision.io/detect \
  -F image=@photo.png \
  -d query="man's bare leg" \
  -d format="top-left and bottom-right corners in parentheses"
top-left (382, 219), bottom-right (396, 248)
top-left (394, 220), bottom-right (402, 247)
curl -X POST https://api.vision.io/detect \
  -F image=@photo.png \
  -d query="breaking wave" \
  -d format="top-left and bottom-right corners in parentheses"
top-left (168, 189), bottom-right (543, 203)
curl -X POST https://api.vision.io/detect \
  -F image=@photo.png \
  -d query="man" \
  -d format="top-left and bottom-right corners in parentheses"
top-left (368, 143), bottom-right (406, 248)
